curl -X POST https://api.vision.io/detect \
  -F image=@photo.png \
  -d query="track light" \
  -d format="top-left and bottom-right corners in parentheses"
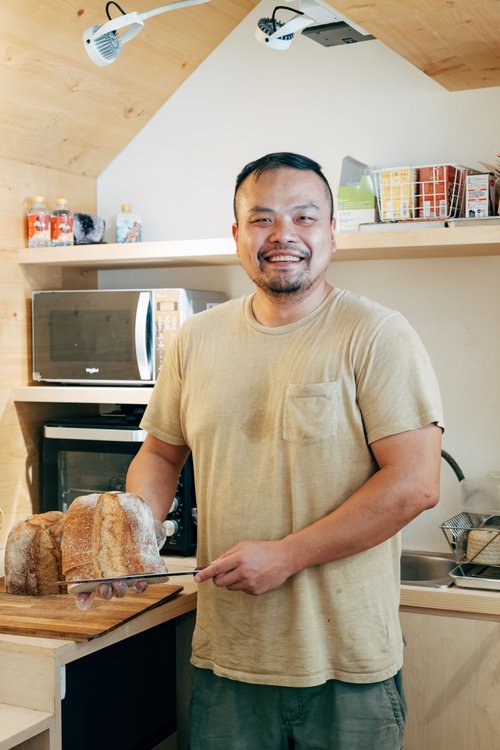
top-left (255, 12), bottom-right (315, 51)
top-left (83, 0), bottom-right (211, 66)
top-left (256, 1), bottom-right (374, 51)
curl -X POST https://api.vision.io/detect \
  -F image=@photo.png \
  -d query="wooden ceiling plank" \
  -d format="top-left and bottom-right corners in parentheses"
top-left (329, 0), bottom-right (500, 90)
top-left (1, 0), bottom-right (498, 178)
top-left (0, 0), bottom-right (258, 176)
top-left (330, 0), bottom-right (493, 25)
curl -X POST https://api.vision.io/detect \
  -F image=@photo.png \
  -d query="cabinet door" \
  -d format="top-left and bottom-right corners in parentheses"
top-left (400, 611), bottom-right (500, 750)
top-left (62, 620), bottom-right (176, 750)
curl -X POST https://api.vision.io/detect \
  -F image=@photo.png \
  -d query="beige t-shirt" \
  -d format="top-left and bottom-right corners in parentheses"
top-left (142, 288), bottom-right (444, 687)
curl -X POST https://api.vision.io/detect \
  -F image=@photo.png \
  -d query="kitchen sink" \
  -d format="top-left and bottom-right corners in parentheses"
top-left (400, 550), bottom-right (455, 588)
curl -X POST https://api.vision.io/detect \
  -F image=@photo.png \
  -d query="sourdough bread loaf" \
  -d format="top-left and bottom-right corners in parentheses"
top-left (61, 492), bottom-right (166, 582)
top-left (4, 511), bottom-right (65, 595)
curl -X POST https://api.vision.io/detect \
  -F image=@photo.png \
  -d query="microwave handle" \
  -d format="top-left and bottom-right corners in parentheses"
top-left (135, 292), bottom-right (152, 380)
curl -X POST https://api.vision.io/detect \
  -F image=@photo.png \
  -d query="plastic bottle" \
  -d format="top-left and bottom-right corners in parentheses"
top-left (51, 198), bottom-right (74, 246)
top-left (27, 196), bottom-right (51, 248)
top-left (116, 204), bottom-right (142, 243)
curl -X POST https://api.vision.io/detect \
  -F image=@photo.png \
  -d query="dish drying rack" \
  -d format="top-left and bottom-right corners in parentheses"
top-left (371, 164), bottom-right (478, 222)
top-left (441, 511), bottom-right (500, 590)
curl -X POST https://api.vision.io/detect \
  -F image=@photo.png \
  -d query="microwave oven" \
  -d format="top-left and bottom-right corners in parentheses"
top-left (32, 288), bottom-right (225, 385)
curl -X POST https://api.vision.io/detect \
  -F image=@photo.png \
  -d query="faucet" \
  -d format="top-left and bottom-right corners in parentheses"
top-left (441, 450), bottom-right (465, 482)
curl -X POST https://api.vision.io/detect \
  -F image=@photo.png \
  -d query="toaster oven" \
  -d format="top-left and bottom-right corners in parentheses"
top-left (41, 411), bottom-right (196, 556)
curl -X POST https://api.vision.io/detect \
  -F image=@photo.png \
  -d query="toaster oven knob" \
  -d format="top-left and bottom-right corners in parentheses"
top-left (169, 498), bottom-right (179, 513)
top-left (165, 519), bottom-right (179, 537)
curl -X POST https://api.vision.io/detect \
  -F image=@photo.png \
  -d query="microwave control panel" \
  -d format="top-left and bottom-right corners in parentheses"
top-left (153, 289), bottom-right (182, 376)
top-left (152, 289), bottom-right (226, 378)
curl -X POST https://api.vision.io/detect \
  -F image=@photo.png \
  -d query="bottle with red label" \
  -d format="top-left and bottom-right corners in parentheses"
top-left (27, 196), bottom-right (51, 248)
top-left (51, 198), bottom-right (74, 246)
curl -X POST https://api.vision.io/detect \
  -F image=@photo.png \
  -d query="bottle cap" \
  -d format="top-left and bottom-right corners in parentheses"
top-left (57, 198), bottom-right (68, 206)
top-left (121, 204), bottom-right (132, 212)
top-left (33, 196), bottom-right (45, 203)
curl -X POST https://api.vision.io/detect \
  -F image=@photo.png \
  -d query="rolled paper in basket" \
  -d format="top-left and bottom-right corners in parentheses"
top-left (466, 529), bottom-right (500, 565)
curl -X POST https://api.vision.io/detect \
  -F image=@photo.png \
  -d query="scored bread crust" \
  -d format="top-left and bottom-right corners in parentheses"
top-left (61, 492), bottom-right (166, 582)
top-left (5, 511), bottom-right (65, 595)
top-left (61, 493), bottom-right (100, 581)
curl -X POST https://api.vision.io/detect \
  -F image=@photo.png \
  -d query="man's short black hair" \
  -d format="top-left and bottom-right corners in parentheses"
top-left (233, 152), bottom-right (334, 222)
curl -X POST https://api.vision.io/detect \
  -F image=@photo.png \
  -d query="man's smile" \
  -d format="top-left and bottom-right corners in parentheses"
top-left (259, 248), bottom-right (308, 266)
top-left (266, 255), bottom-right (302, 263)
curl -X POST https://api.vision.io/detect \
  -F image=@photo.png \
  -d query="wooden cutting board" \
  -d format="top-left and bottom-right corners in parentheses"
top-left (0, 578), bottom-right (182, 641)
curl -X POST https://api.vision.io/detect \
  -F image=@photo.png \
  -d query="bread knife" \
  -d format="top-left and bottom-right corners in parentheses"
top-left (56, 569), bottom-right (202, 587)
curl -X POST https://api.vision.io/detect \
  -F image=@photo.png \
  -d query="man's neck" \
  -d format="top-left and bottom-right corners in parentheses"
top-left (251, 282), bottom-right (333, 327)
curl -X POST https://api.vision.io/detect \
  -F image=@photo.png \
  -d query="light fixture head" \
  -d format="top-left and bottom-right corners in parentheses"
top-left (255, 15), bottom-right (315, 50)
top-left (256, 1), bottom-right (374, 51)
top-left (83, 14), bottom-right (145, 66)
top-left (83, 25), bottom-right (122, 66)
top-left (255, 11), bottom-right (315, 50)
top-left (83, 0), bottom-right (212, 66)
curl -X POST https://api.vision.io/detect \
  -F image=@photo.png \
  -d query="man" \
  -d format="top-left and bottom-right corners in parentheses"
top-left (126, 152), bottom-right (443, 749)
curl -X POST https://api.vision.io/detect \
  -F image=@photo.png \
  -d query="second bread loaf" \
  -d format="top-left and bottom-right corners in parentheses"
top-left (61, 492), bottom-right (166, 582)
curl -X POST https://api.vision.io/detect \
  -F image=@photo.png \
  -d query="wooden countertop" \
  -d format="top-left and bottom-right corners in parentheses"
top-left (0, 556), bottom-right (198, 664)
top-left (1, 555), bottom-right (498, 662)
top-left (400, 583), bottom-right (500, 620)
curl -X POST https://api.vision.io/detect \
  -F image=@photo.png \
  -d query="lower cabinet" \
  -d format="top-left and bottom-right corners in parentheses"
top-left (62, 620), bottom-right (176, 750)
top-left (400, 610), bottom-right (500, 750)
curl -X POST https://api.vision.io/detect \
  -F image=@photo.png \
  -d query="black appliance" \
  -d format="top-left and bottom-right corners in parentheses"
top-left (41, 410), bottom-right (196, 555)
top-left (62, 619), bottom-right (176, 749)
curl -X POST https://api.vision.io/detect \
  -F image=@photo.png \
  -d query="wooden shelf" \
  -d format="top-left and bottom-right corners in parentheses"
top-left (0, 703), bottom-right (54, 750)
top-left (18, 238), bottom-right (238, 269)
top-left (17, 226), bottom-right (500, 269)
top-left (12, 386), bottom-right (152, 405)
top-left (335, 224), bottom-right (500, 261)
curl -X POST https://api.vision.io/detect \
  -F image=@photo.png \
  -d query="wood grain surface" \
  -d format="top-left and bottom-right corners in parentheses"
top-left (0, 1), bottom-right (258, 177)
top-left (332, 0), bottom-right (500, 90)
top-left (0, 579), bottom-right (182, 641)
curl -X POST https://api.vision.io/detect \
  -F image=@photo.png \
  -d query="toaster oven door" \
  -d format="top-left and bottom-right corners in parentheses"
top-left (32, 289), bottom-right (153, 384)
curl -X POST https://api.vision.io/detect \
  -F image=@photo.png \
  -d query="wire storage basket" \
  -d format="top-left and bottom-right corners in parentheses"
top-left (440, 511), bottom-right (500, 590)
top-left (372, 164), bottom-right (479, 222)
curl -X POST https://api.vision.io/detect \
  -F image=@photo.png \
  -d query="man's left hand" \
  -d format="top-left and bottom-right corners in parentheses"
top-left (194, 539), bottom-right (294, 595)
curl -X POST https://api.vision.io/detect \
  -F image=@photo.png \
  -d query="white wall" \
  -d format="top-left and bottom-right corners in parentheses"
top-left (97, 2), bottom-right (500, 552)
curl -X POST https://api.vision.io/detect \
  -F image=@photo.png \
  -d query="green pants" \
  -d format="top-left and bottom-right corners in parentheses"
top-left (188, 667), bottom-right (406, 749)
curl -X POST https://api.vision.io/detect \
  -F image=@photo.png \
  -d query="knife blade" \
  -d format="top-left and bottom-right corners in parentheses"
top-left (56, 569), bottom-right (202, 587)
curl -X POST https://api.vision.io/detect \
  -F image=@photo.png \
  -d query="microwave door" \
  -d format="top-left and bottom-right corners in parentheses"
top-left (32, 289), bottom-right (154, 384)
top-left (135, 291), bottom-right (152, 380)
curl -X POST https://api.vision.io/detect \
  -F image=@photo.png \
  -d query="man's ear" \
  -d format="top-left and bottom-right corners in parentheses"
top-left (232, 223), bottom-right (239, 255)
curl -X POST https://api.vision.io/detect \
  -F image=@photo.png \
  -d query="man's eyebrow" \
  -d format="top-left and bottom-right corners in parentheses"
top-left (248, 202), bottom-right (320, 214)
top-left (295, 202), bottom-right (320, 211)
top-left (248, 205), bottom-right (273, 214)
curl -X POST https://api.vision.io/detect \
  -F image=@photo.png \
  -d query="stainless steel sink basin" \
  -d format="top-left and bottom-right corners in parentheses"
top-left (400, 550), bottom-right (455, 588)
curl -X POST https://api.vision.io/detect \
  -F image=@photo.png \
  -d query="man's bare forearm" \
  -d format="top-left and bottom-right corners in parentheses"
top-left (126, 434), bottom-right (190, 521)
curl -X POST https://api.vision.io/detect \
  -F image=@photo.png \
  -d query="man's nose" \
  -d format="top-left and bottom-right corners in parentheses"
top-left (268, 218), bottom-right (297, 242)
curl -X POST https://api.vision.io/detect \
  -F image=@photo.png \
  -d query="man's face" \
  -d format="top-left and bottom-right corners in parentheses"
top-left (232, 167), bottom-right (336, 300)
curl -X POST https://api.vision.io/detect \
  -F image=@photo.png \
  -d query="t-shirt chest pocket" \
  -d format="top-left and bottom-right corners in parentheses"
top-left (282, 381), bottom-right (339, 444)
